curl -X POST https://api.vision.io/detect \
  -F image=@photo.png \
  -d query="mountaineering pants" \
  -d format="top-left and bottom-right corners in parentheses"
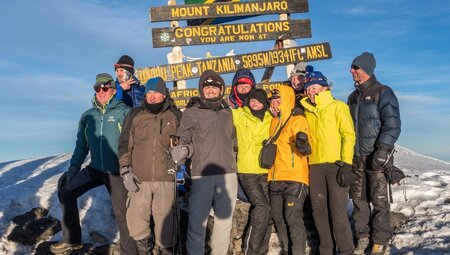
top-left (238, 173), bottom-right (271, 255)
top-left (351, 156), bottom-right (392, 245)
top-left (186, 173), bottom-right (238, 255)
top-left (57, 166), bottom-right (137, 255)
top-left (309, 163), bottom-right (354, 255)
top-left (270, 181), bottom-right (308, 255)
top-left (126, 181), bottom-right (175, 248)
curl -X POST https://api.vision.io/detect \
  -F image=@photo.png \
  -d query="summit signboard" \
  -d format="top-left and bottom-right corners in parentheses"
top-left (152, 19), bottom-right (311, 48)
top-left (136, 42), bottom-right (331, 83)
top-left (150, 0), bottom-right (308, 22)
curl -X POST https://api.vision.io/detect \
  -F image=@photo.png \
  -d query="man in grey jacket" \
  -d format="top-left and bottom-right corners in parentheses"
top-left (170, 70), bottom-right (238, 255)
top-left (118, 77), bottom-right (180, 255)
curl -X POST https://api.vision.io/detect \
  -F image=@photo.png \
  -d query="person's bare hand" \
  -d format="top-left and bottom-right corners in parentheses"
top-left (120, 79), bottom-right (135, 90)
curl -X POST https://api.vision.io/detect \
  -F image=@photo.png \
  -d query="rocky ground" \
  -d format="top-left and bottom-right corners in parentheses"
top-left (4, 200), bottom-right (408, 255)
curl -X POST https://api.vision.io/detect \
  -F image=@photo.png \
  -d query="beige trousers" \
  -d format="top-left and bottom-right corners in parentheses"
top-left (126, 181), bottom-right (175, 248)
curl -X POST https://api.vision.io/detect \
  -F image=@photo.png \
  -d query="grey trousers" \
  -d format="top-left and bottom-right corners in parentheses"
top-left (186, 173), bottom-right (238, 255)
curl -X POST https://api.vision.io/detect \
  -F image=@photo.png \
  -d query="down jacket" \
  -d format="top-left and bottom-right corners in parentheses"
top-left (267, 85), bottom-right (310, 185)
top-left (347, 75), bottom-right (401, 156)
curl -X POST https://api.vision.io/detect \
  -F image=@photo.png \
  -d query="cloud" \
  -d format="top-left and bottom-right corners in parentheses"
top-left (396, 92), bottom-right (449, 105)
top-left (337, 7), bottom-right (386, 16)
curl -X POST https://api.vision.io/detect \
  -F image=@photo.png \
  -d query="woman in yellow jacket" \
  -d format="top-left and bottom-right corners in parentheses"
top-left (232, 89), bottom-right (273, 255)
top-left (300, 66), bottom-right (356, 255)
top-left (267, 85), bottom-right (311, 255)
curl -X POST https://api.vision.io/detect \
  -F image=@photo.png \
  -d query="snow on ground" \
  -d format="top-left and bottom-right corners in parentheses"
top-left (0, 146), bottom-right (449, 254)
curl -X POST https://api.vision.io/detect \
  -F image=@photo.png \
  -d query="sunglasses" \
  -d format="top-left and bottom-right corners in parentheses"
top-left (351, 65), bottom-right (360, 70)
top-left (94, 85), bottom-right (113, 93)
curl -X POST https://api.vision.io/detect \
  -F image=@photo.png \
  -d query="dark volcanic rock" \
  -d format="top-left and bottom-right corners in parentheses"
top-left (391, 211), bottom-right (409, 232)
top-left (7, 216), bottom-right (61, 245)
top-left (12, 207), bottom-right (48, 225)
top-left (35, 241), bottom-right (95, 255)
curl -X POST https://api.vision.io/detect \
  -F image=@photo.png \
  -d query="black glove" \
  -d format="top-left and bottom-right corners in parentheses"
top-left (120, 166), bottom-right (141, 193)
top-left (336, 161), bottom-right (356, 188)
top-left (371, 142), bottom-right (394, 171)
top-left (57, 165), bottom-right (79, 189)
top-left (169, 145), bottom-right (192, 163)
top-left (295, 131), bottom-right (311, 156)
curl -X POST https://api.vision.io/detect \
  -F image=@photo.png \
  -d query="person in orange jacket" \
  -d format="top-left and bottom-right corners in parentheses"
top-left (267, 85), bottom-right (311, 255)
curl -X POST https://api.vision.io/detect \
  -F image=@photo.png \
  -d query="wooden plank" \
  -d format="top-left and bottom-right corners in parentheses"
top-left (152, 19), bottom-right (311, 48)
top-left (170, 81), bottom-right (290, 108)
top-left (136, 42), bottom-right (332, 83)
top-left (260, 39), bottom-right (284, 83)
top-left (150, 0), bottom-right (308, 22)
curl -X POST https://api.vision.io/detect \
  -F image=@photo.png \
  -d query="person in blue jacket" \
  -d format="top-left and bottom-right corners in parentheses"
top-left (348, 52), bottom-right (401, 255)
top-left (50, 73), bottom-right (137, 255)
top-left (114, 55), bottom-right (145, 108)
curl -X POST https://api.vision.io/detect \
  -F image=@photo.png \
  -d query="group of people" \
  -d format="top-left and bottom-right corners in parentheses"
top-left (51, 51), bottom-right (401, 255)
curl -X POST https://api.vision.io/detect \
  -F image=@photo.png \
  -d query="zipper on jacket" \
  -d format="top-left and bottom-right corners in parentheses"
top-left (160, 118), bottom-right (163, 134)
top-left (100, 113), bottom-right (104, 170)
top-left (292, 150), bottom-right (295, 168)
top-left (152, 115), bottom-right (157, 181)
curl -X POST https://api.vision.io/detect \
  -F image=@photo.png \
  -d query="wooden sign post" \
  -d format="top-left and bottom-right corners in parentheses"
top-left (152, 19), bottom-right (311, 48)
top-left (136, 42), bottom-right (332, 83)
top-left (143, 0), bottom-right (331, 92)
top-left (150, 0), bottom-right (308, 22)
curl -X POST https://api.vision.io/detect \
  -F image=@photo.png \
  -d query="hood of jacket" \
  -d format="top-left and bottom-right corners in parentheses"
top-left (272, 85), bottom-right (295, 123)
top-left (229, 68), bottom-right (256, 108)
top-left (301, 90), bottom-right (335, 114)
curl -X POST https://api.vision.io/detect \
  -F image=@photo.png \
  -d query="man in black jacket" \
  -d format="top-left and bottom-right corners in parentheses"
top-left (347, 52), bottom-right (401, 255)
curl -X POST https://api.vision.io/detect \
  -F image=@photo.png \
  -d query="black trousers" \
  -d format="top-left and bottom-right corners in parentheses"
top-left (238, 174), bottom-right (271, 255)
top-left (270, 181), bottom-right (307, 255)
top-left (57, 166), bottom-right (137, 255)
top-left (309, 164), bottom-right (354, 255)
top-left (351, 157), bottom-right (392, 245)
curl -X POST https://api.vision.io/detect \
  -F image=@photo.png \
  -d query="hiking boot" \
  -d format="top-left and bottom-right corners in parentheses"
top-left (50, 242), bottom-right (83, 253)
top-left (354, 237), bottom-right (370, 254)
top-left (136, 236), bottom-right (154, 255)
top-left (371, 244), bottom-right (390, 255)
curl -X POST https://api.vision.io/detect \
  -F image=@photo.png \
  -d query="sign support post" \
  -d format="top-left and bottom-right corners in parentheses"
top-left (168, 0), bottom-right (187, 89)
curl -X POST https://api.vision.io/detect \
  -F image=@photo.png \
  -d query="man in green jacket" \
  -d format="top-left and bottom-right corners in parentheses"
top-left (51, 73), bottom-right (136, 254)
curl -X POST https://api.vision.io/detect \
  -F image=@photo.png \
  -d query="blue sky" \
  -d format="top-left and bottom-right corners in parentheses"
top-left (1, 0), bottom-right (449, 162)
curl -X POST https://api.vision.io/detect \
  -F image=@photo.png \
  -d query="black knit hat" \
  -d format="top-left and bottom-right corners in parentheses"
top-left (245, 89), bottom-right (269, 108)
top-left (114, 55), bottom-right (134, 74)
top-left (198, 70), bottom-right (225, 99)
top-left (245, 89), bottom-right (269, 120)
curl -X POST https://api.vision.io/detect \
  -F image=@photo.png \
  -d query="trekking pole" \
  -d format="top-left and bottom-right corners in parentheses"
top-left (402, 178), bottom-right (408, 202)
top-left (169, 135), bottom-right (183, 255)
